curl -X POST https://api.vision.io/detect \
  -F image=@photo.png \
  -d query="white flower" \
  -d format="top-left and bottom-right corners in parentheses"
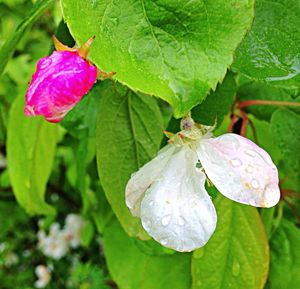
top-left (63, 214), bottom-right (84, 248)
top-left (34, 265), bottom-right (51, 288)
top-left (126, 117), bottom-right (280, 252)
top-left (38, 223), bottom-right (69, 260)
top-left (4, 251), bottom-right (19, 267)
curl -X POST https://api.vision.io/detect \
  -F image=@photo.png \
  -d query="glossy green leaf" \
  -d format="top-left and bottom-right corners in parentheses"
top-left (192, 72), bottom-right (236, 126)
top-left (103, 218), bottom-right (191, 289)
top-left (237, 82), bottom-right (300, 121)
top-left (233, 0), bottom-right (300, 89)
top-left (192, 194), bottom-right (269, 289)
top-left (7, 95), bottom-right (58, 215)
top-left (96, 80), bottom-right (163, 238)
top-left (62, 0), bottom-right (254, 117)
top-left (0, 0), bottom-right (54, 75)
top-left (269, 220), bottom-right (300, 289)
top-left (270, 109), bottom-right (300, 172)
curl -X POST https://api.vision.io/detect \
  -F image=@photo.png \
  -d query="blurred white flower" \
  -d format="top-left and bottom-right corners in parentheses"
top-left (38, 223), bottom-right (68, 260)
top-left (4, 251), bottom-right (19, 267)
top-left (63, 214), bottom-right (84, 248)
top-left (0, 242), bottom-right (6, 253)
top-left (34, 265), bottom-right (51, 288)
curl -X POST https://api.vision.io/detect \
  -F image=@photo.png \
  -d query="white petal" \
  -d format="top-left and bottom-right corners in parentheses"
top-left (125, 144), bottom-right (176, 216)
top-left (140, 146), bottom-right (217, 252)
top-left (196, 133), bottom-right (280, 208)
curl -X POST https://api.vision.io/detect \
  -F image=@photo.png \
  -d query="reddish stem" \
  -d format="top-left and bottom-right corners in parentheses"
top-left (227, 114), bottom-right (238, 133)
top-left (239, 110), bottom-right (248, 136)
top-left (238, 100), bottom-right (300, 109)
top-left (247, 118), bottom-right (258, 144)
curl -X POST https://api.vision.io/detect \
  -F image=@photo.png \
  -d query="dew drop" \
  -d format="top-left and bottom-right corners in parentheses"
top-left (230, 158), bottom-right (242, 167)
top-left (245, 165), bottom-right (254, 173)
top-left (160, 238), bottom-right (168, 246)
top-left (262, 183), bottom-right (278, 206)
top-left (245, 149), bottom-right (257, 157)
top-left (142, 218), bottom-right (152, 231)
top-left (232, 259), bottom-right (241, 277)
top-left (149, 201), bottom-right (154, 206)
top-left (251, 179), bottom-right (260, 189)
top-left (161, 215), bottom-right (171, 227)
top-left (178, 216), bottom-right (185, 226)
top-left (25, 180), bottom-right (31, 189)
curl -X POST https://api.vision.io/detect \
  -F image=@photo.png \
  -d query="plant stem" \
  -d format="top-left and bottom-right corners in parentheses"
top-left (238, 100), bottom-right (300, 109)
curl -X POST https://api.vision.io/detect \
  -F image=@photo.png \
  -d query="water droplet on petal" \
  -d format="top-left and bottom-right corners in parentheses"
top-left (142, 218), bottom-right (152, 231)
top-left (232, 259), bottom-right (241, 276)
top-left (246, 165), bottom-right (254, 173)
top-left (262, 183), bottom-right (278, 207)
top-left (245, 149), bottom-right (256, 157)
top-left (178, 216), bottom-right (185, 226)
top-left (251, 179), bottom-right (260, 189)
top-left (161, 215), bottom-right (171, 227)
top-left (230, 159), bottom-right (242, 167)
top-left (160, 238), bottom-right (168, 246)
top-left (149, 201), bottom-right (154, 206)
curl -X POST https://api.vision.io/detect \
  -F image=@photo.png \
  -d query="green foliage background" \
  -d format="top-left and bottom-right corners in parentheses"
top-left (0, 0), bottom-right (299, 288)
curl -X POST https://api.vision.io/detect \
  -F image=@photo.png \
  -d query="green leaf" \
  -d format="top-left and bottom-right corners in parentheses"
top-left (269, 220), bottom-right (300, 289)
top-left (80, 219), bottom-right (95, 247)
top-left (233, 0), bottom-right (300, 89)
top-left (62, 0), bottom-right (254, 117)
top-left (0, 0), bottom-right (54, 75)
top-left (103, 218), bottom-right (191, 289)
top-left (192, 72), bottom-right (236, 126)
top-left (237, 81), bottom-right (300, 121)
top-left (245, 115), bottom-right (281, 164)
top-left (270, 109), bottom-right (300, 172)
top-left (96, 80), bottom-right (163, 238)
top-left (7, 95), bottom-right (58, 215)
top-left (192, 194), bottom-right (269, 289)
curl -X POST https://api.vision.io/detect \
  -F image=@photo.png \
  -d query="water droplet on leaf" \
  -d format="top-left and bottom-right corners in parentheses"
top-left (232, 259), bottom-right (241, 276)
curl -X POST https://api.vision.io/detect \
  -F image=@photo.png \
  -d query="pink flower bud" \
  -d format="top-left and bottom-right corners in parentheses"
top-left (24, 37), bottom-right (97, 123)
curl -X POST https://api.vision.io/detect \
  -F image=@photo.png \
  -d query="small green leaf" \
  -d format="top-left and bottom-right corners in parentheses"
top-left (0, 0), bottom-right (54, 75)
top-left (192, 72), bottom-right (236, 126)
top-left (103, 218), bottom-right (191, 289)
top-left (233, 0), bottom-right (300, 89)
top-left (269, 220), bottom-right (300, 289)
top-left (96, 80), bottom-right (163, 238)
top-left (192, 194), bottom-right (269, 289)
top-left (270, 109), bottom-right (300, 172)
top-left (7, 95), bottom-right (58, 215)
top-left (62, 0), bottom-right (254, 117)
